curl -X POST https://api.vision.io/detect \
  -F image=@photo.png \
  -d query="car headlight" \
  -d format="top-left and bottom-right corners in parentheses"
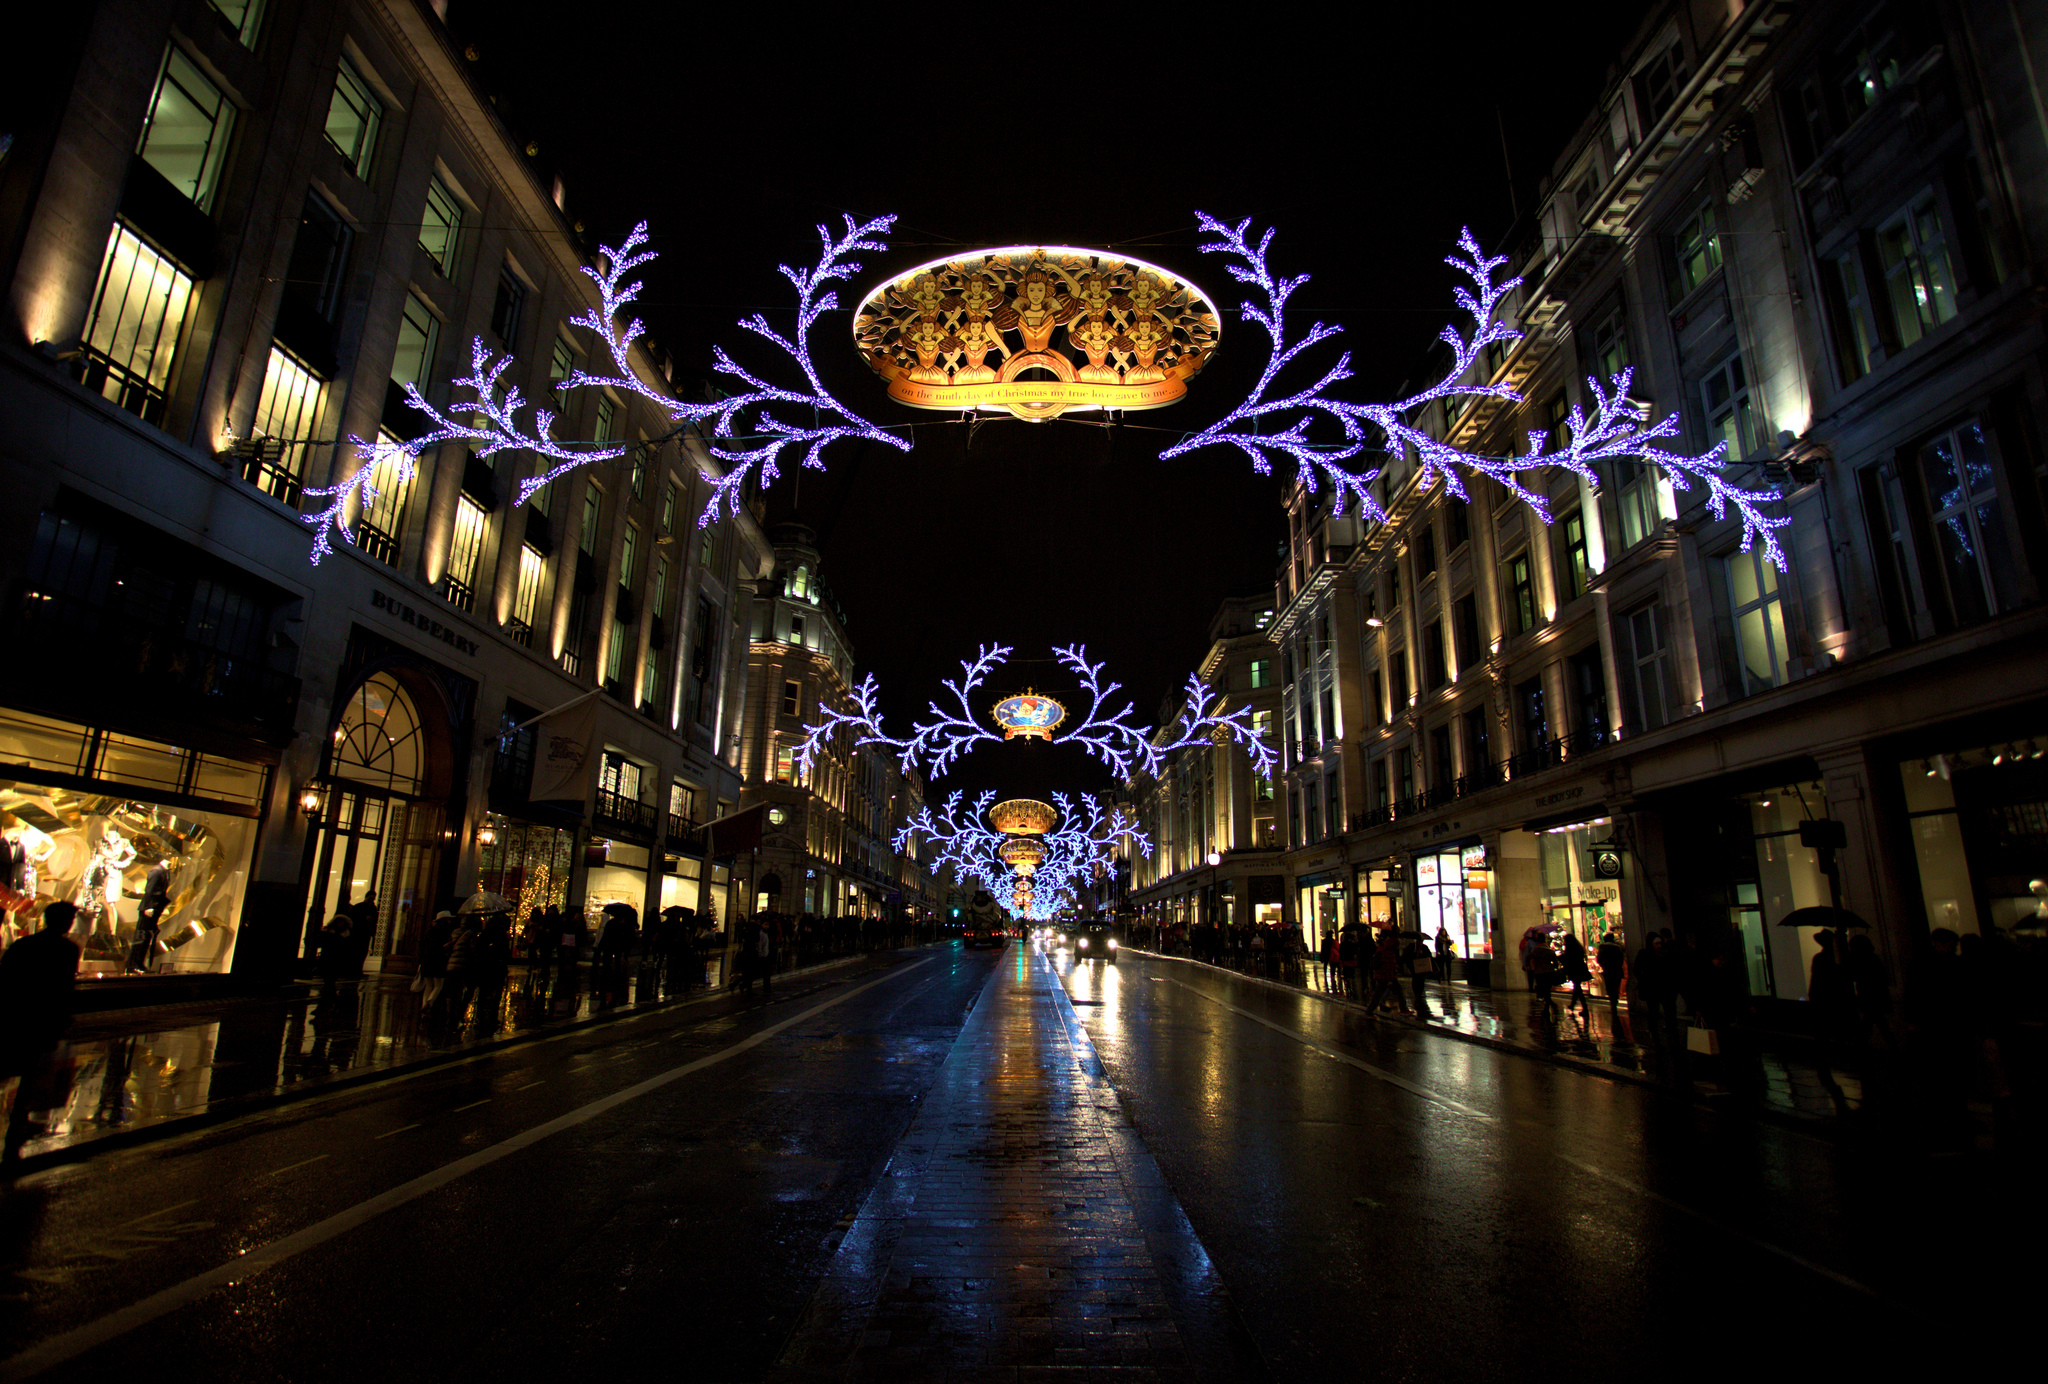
top-left (1078, 937), bottom-right (1088, 948)
top-left (1107, 938), bottom-right (1118, 950)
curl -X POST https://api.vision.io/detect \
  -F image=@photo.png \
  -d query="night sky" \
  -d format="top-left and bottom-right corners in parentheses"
top-left (454, 1), bottom-right (1653, 805)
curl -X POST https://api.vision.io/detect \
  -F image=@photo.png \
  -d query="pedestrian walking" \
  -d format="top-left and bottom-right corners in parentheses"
top-left (662, 906), bottom-right (697, 994)
top-left (1404, 936), bottom-right (1436, 1019)
top-left (1847, 934), bottom-right (1896, 1051)
top-left (1337, 924), bottom-right (1363, 1003)
top-left (1561, 932), bottom-right (1593, 1012)
top-left (347, 892), bottom-right (378, 975)
top-left (1523, 928), bottom-right (1561, 1014)
top-left (316, 911), bottom-right (353, 990)
top-left (1596, 930), bottom-right (1628, 1023)
top-left (443, 913), bottom-right (481, 1018)
top-left (2, 901), bottom-right (83, 1167)
top-left (417, 908), bottom-right (457, 1006)
top-left (1367, 928), bottom-right (1411, 1015)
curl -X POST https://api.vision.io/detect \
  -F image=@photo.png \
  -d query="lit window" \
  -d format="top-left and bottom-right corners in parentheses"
top-left (137, 46), bottom-right (236, 213)
top-left (659, 479), bottom-right (677, 535)
top-left (606, 612), bottom-right (630, 689)
top-left (789, 613), bottom-right (806, 647)
top-left (1610, 459), bottom-right (1659, 549)
top-left (775, 746), bottom-right (796, 783)
top-left (1725, 547), bottom-right (1791, 695)
top-left (1701, 353), bottom-right (1762, 461)
top-left (247, 345), bottom-right (325, 505)
top-left (1503, 552), bottom-right (1537, 635)
top-left (324, 55), bottom-right (380, 180)
top-left (1825, 250), bottom-right (1880, 382)
top-left (1589, 303), bottom-right (1630, 381)
top-left (207, 0), bottom-right (265, 46)
top-left (1248, 658), bottom-right (1275, 689)
top-left (355, 428), bottom-right (415, 567)
top-left (619, 522), bottom-right (639, 590)
top-left (1668, 200), bottom-right (1722, 301)
top-left (1877, 191), bottom-right (1959, 350)
top-left (508, 544), bottom-right (544, 646)
top-left (651, 556), bottom-right (671, 620)
top-left (418, 176), bottom-right (463, 277)
top-left (630, 435), bottom-right (647, 496)
top-left (444, 495), bottom-right (487, 611)
top-left (391, 292), bottom-right (438, 389)
top-left (79, 223), bottom-right (194, 424)
top-left (595, 396), bottom-right (619, 443)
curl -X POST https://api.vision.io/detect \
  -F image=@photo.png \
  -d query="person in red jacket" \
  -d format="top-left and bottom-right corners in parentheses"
top-left (1366, 927), bottom-right (1411, 1015)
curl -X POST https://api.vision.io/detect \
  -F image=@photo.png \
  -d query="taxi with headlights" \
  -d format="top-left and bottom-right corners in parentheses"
top-left (1070, 919), bottom-right (1119, 964)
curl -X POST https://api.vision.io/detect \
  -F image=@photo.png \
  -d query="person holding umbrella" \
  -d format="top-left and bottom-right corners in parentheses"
top-left (1401, 931), bottom-right (1436, 1020)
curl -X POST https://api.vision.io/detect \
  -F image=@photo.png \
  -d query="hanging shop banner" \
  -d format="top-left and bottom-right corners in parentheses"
top-left (530, 697), bottom-right (601, 802)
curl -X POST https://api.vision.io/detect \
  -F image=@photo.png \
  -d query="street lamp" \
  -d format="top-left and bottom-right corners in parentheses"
top-left (1206, 851), bottom-right (1221, 927)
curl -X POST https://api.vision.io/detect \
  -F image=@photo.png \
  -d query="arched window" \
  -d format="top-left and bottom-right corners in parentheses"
top-left (791, 564), bottom-right (810, 601)
top-left (331, 672), bottom-right (426, 796)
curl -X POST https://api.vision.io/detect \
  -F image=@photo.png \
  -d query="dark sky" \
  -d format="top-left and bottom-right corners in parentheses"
top-left (455, 0), bottom-right (1654, 806)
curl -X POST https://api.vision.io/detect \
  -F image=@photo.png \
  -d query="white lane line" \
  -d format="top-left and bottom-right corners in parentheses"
top-left (1555, 1155), bottom-right (1913, 1311)
top-left (0, 957), bottom-right (935, 1383)
top-left (264, 1156), bottom-right (328, 1179)
top-left (1160, 977), bottom-right (1493, 1120)
top-left (513, 1080), bottom-right (544, 1091)
top-left (452, 1099), bottom-right (491, 1112)
top-left (371, 1124), bottom-right (420, 1140)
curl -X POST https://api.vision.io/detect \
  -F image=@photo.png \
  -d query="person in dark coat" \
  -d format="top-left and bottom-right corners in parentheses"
top-left (2, 902), bottom-right (82, 1167)
top-left (443, 914), bottom-right (481, 1017)
top-left (1560, 933), bottom-right (1593, 1011)
top-left (346, 892), bottom-right (378, 974)
top-left (1366, 928), bottom-right (1411, 1015)
top-left (1595, 931), bottom-right (1629, 1022)
top-left (316, 911), bottom-right (354, 989)
top-left (662, 906), bottom-right (697, 995)
top-left (419, 909), bottom-right (457, 1005)
top-left (599, 903), bottom-right (638, 982)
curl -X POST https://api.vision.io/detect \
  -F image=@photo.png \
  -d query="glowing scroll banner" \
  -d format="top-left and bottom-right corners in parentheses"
top-left (855, 246), bottom-right (1220, 422)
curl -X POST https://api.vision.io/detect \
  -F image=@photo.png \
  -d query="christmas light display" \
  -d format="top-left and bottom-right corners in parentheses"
top-left (1162, 213), bottom-right (1791, 568)
top-left (794, 643), bottom-right (1275, 783)
top-left (302, 217), bottom-right (907, 561)
top-left (895, 789), bottom-right (1149, 923)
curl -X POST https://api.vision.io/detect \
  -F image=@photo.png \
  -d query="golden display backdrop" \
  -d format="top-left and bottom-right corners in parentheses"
top-left (988, 798), bottom-right (1059, 836)
top-left (854, 248), bottom-right (1221, 421)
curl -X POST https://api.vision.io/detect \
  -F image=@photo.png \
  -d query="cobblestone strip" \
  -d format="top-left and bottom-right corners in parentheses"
top-left (774, 947), bottom-right (1249, 1382)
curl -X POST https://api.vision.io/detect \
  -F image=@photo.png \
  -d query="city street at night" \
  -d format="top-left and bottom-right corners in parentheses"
top-left (1, 939), bottom-right (2021, 1379)
top-left (5, 0), bottom-right (2048, 1377)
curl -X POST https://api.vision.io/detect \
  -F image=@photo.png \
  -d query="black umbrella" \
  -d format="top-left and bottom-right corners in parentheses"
top-left (1776, 906), bottom-right (1870, 929)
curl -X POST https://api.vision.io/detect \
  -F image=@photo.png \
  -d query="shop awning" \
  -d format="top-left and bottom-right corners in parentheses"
top-left (1521, 803), bottom-right (1608, 835)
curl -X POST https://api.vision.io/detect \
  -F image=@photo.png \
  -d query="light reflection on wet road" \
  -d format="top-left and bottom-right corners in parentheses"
top-left (0, 940), bottom-right (2032, 1381)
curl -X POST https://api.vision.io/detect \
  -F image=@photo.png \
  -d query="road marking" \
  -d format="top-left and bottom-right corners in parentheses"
top-left (453, 1099), bottom-right (491, 1112)
top-left (265, 1155), bottom-right (329, 1178)
top-left (1159, 977), bottom-right (1493, 1120)
top-left (0, 957), bottom-right (935, 1383)
top-left (514, 1080), bottom-right (544, 1091)
top-left (1554, 1155), bottom-right (1913, 1311)
top-left (371, 1124), bottom-right (420, 1140)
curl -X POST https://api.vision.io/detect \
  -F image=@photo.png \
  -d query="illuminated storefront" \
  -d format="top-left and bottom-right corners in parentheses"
top-left (0, 709), bottom-right (267, 977)
top-left (1296, 870), bottom-right (1345, 952)
top-left (1414, 844), bottom-right (1494, 981)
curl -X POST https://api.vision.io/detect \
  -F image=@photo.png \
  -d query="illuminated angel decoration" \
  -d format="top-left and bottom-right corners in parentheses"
top-left (302, 216), bottom-right (906, 562)
top-left (792, 643), bottom-right (1273, 783)
top-left (1162, 213), bottom-right (1791, 568)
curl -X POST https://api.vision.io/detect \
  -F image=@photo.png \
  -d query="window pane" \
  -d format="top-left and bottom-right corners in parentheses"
top-left (419, 177), bottom-right (462, 276)
top-left (138, 47), bottom-right (234, 212)
top-left (445, 495), bottom-right (486, 610)
top-left (207, 0), bottom-right (266, 46)
top-left (391, 294), bottom-right (438, 388)
top-left (324, 57), bottom-right (380, 178)
top-left (82, 224), bottom-right (195, 418)
top-left (248, 345), bottom-right (325, 504)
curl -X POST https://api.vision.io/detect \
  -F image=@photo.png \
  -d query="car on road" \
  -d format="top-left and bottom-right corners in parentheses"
top-left (1070, 919), bottom-right (1118, 964)
top-left (962, 920), bottom-right (1006, 949)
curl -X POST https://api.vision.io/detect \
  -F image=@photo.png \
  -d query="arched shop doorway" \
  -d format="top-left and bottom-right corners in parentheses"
top-left (300, 669), bottom-right (458, 971)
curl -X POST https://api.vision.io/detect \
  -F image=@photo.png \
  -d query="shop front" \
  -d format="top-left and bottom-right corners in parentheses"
top-left (300, 663), bottom-right (469, 974)
top-left (1296, 870), bottom-right (1345, 953)
top-left (1534, 818), bottom-right (1630, 975)
top-left (1895, 730), bottom-right (2048, 940)
top-left (0, 708), bottom-right (268, 977)
top-left (477, 814), bottom-right (576, 918)
top-left (1412, 844), bottom-right (1493, 986)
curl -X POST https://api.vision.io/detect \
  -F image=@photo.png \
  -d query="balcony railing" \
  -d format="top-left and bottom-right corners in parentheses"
top-left (74, 347), bottom-right (168, 426)
top-left (666, 812), bottom-right (703, 853)
top-left (593, 786), bottom-right (658, 838)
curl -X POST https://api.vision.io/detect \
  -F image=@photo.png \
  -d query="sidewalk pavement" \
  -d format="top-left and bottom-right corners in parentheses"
top-left (1130, 949), bottom-right (1866, 1126)
top-left (2, 949), bottom-right (882, 1169)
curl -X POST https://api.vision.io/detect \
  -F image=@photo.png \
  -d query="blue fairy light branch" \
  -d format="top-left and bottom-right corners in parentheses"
top-left (1150, 673), bottom-right (1279, 780)
top-left (302, 338), bottom-right (627, 564)
top-left (1047, 645), bottom-right (1154, 781)
top-left (1163, 212), bottom-right (1790, 568)
top-left (305, 216), bottom-right (906, 563)
top-left (793, 672), bottom-right (917, 781)
top-left (911, 644), bottom-right (1013, 778)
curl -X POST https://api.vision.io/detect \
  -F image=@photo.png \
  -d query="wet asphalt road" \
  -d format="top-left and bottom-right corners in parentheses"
top-left (1, 942), bottom-right (2034, 1380)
